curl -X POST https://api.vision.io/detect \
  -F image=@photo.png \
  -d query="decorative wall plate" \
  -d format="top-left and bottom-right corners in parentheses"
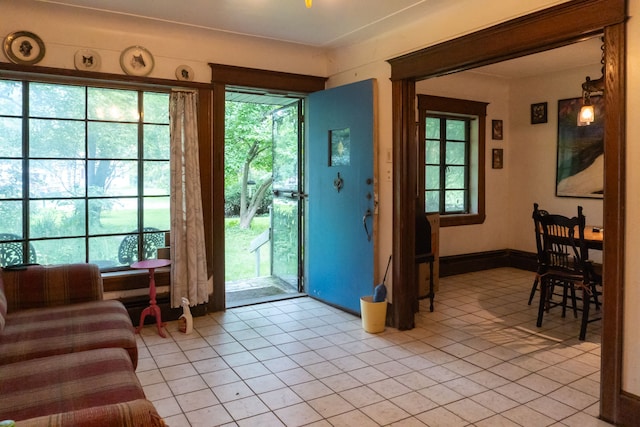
top-left (3, 31), bottom-right (46, 65)
top-left (119, 45), bottom-right (154, 76)
top-left (175, 65), bottom-right (194, 81)
top-left (74, 49), bottom-right (101, 71)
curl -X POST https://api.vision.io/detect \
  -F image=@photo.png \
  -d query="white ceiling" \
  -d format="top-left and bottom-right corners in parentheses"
top-left (38, 0), bottom-right (603, 79)
top-left (38, 0), bottom-right (443, 48)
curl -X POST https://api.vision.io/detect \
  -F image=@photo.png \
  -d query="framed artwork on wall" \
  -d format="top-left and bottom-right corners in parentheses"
top-left (531, 102), bottom-right (548, 124)
top-left (491, 120), bottom-right (503, 140)
top-left (556, 96), bottom-right (604, 198)
top-left (492, 148), bottom-right (503, 169)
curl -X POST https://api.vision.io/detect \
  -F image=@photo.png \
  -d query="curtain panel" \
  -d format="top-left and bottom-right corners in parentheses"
top-left (169, 90), bottom-right (211, 307)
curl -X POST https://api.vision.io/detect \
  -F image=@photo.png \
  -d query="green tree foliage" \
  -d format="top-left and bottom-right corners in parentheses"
top-left (225, 101), bottom-right (280, 229)
top-left (0, 79), bottom-right (170, 265)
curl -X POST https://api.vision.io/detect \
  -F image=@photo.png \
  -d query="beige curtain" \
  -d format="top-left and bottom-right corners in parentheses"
top-left (169, 89), bottom-right (210, 307)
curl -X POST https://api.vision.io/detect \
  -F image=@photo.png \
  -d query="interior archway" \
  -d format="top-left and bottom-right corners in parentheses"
top-left (388, 0), bottom-right (628, 423)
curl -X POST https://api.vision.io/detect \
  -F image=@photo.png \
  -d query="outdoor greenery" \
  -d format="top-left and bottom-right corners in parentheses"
top-left (224, 99), bottom-right (303, 281)
top-left (225, 215), bottom-right (270, 280)
top-left (424, 116), bottom-right (470, 214)
top-left (225, 101), bottom-right (278, 228)
top-left (0, 79), bottom-right (170, 267)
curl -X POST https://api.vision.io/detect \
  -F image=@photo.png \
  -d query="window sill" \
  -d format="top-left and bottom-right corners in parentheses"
top-left (102, 267), bottom-right (170, 293)
top-left (440, 212), bottom-right (486, 227)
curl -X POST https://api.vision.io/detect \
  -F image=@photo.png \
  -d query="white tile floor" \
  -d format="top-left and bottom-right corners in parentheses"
top-left (136, 267), bottom-right (613, 426)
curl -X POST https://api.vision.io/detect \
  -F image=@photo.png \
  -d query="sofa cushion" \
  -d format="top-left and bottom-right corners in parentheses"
top-left (0, 299), bottom-right (138, 368)
top-left (0, 348), bottom-right (145, 422)
top-left (16, 399), bottom-right (165, 427)
top-left (2, 263), bottom-right (103, 312)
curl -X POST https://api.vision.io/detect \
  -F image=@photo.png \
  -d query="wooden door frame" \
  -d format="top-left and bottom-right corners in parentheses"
top-left (208, 64), bottom-right (326, 311)
top-left (388, 0), bottom-right (632, 423)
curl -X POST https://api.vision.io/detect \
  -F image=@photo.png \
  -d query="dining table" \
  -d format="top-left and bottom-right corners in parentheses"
top-left (584, 226), bottom-right (604, 251)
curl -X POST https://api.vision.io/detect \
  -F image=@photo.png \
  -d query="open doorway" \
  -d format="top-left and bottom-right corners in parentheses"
top-left (224, 89), bottom-right (305, 307)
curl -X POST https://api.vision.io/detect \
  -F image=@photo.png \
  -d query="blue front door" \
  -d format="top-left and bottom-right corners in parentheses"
top-left (306, 79), bottom-right (376, 314)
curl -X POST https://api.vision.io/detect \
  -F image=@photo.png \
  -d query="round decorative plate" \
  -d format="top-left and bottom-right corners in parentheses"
top-left (3, 31), bottom-right (46, 65)
top-left (74, 49), bottom-right (101, 71)
top-left (175, 65), bottom-right (194, 81)
top-left (119, 45), bottom-right (154, 76)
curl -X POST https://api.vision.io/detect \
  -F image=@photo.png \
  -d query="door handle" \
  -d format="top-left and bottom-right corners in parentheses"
top-left (362, 209), bottom-right (372, 242)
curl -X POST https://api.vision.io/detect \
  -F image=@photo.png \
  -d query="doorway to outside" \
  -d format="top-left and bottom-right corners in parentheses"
top-left (224, 89), bottom-right (305, 307)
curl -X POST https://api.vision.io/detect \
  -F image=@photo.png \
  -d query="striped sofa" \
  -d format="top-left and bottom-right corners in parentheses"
top-left (0, 264), bottom-right (163, 426)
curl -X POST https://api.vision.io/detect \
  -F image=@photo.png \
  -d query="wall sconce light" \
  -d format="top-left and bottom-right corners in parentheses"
top-left (578, 37), bottom-right (605, 126)
top-left (305, 0), bottom-right (312, 8)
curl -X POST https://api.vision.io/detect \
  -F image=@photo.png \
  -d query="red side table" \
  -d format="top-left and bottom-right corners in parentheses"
top-left (132, 258), bottom-right (171, 338)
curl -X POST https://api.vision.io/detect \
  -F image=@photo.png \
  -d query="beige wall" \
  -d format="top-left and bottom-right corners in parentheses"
top-left (506, 64), bottom-right (604, 255)
top-left (0, 1), bottom-right (328, 80)
top-left (3, 0), bottom-right (639, 397)
top-left (414, 63), bottom-right (605, 258)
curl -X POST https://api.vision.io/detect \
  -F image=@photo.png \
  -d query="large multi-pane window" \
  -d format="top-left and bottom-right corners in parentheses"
top-left (0, 79), bottom-right (170, 269)
top-left (417, 94), bottom-right (487, 226)
top-left (424, 115), bottom-right (470, 214)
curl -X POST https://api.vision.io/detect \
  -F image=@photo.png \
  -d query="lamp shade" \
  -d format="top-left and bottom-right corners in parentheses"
top-left (578, 104), bottom-right (595, 126)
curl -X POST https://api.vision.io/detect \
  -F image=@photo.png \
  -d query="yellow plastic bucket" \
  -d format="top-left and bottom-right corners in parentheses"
top-left (360, 296), bottom-right (387, 333)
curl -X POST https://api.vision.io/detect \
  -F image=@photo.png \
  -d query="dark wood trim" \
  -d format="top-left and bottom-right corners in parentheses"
top-left (391, 79), bottom-right (417, 330)
top-left (197, 87), bottom-right (218, 311)
top-left (207, 65), bottom-right (326, 311)
top-left (209, 63), bottom-right (326, 94)
top-left (198, 88), bottom-right (215, 277)
top-left (0, 61), bottom-right (212, 90)
top-left (438, 249), bottom-right (537, 277)
top-left (601, 22), bottom-right (632, 424)
top-left (416, 95), bottom-right (487, 227)
top-left (103, 269), bottom-right (170, 292)
top-left (210, 83), bottom-right (226, 312)
top-left (619, 392), bottom-right (640, 426)
top-left (388, 0), bottom-right (630, 422)
top-left (440, 250), bottom-right (509, 277)
top-left (388, 0), bottom-right (626, 81)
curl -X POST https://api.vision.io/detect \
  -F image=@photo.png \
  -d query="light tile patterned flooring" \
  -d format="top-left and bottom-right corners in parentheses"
top-left (136, 267), bottom-right (612, 426)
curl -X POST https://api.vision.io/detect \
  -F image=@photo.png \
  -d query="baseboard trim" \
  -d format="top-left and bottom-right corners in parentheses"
top-left (439, 249), bottom-right (538, 277)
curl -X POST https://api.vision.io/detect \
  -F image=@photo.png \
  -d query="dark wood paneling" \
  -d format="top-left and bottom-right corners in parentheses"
top-left (389, 0), bottom-right (626, 80)
top-left (210, 83), bottom-right (226, 312)
top-left (439, 249), bottom-right (537, 277)
top-left (209, 63), bottom-right (326, 93)
top-left (440, 250), bottom-right (511, 277)
top-left (103, 270), bottom-right (169, 292)
top-left (600, 22), bottom-right (632, 424)
top-left (123, 294), bottom-right (207, 327)
top-left (391, 79), bottom-right (417, 330)
top-left (198, 88), bottom-right (215, 280)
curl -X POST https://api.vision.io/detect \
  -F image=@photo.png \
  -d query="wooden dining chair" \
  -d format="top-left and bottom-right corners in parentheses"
top-left (529, 203), bottom-right (549, 305)
top-left (577, 208), bottom-right (603, 340)
top-left (535, 206), bottom-right (601, 340)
